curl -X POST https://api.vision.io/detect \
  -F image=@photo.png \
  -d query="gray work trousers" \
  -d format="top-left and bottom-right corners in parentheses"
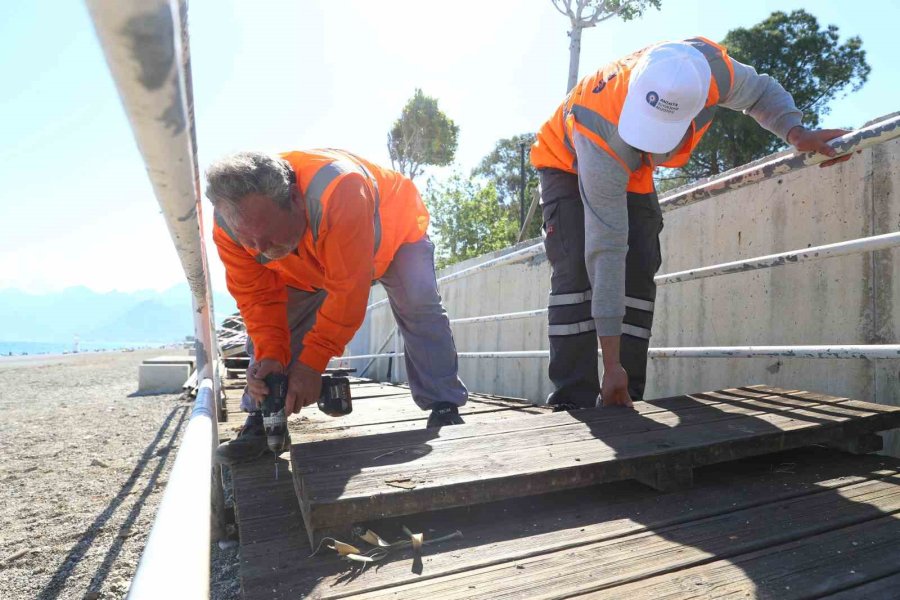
top-left (539, 168), bottom-right (663, 404)
top-left (241, 236), bottom-right (468, 411)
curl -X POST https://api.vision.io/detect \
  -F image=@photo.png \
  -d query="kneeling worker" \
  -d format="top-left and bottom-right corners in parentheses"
top-left (208, 149), bottom-right (468, 463)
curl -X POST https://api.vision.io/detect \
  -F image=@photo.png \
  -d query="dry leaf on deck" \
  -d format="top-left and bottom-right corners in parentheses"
top-left (344, 553), bottom-right (377, 563)
top-left (330, 541), bottom-right (361, 556)
top-left (358, 529), bottom-right (392, 548)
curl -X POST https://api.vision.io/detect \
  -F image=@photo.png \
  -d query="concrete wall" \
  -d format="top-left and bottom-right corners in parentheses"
top-left (343, 137), bottom-right (900, 455)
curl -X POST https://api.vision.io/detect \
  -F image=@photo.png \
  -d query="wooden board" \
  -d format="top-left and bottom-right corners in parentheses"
top-left (237, 446), bottom-right (900, 599)
top-left (292, 386), bottom-right (900, 546)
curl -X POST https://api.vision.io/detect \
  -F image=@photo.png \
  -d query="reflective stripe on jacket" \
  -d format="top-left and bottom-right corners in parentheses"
top-left (213, 149), bottom-right (429, 371)
top-left (531, 37), bottom-right (735, 194)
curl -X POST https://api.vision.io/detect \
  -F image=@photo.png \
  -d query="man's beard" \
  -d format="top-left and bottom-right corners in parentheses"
top-left (261, 245), bottom-right (293, 260)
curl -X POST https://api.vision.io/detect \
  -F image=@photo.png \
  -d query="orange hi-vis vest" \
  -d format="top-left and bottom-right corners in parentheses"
top-left (213, 149), bottom-right (429, 371)
top-left (531, 37), bottom-right (735, 195)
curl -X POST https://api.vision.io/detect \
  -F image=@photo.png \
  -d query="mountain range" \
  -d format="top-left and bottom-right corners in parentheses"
top-left (0, 284), bottom-right (239, 344)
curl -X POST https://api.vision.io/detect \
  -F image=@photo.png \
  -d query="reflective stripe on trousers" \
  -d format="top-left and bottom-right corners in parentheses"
top-left (539, 168), bottom-right (663, 403)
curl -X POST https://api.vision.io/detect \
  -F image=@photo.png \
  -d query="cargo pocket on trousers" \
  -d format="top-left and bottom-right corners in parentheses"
top-left (541, 201), bottom-right (567, 263)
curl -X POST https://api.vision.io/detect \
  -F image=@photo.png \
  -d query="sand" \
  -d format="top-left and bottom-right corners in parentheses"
top-left (0, 349), bottom-right (240, 599)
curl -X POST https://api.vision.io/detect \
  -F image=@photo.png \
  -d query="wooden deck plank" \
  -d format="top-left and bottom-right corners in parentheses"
top-left (819, 571), bottom-right (900, 599)
top-left (218, 383), bottom-right (547, 441)
top-left (579, 513), bottom-right (900, 599)
top-left (293, 387), bottom-right (862, 462)
top-left (342, 477), bottom-right (900, 599)
top-left (294, 387), bottom-right (900, 543)
top-left (237, 449), bottom-right (899, 599)
top-left (233, 380), bottom-right (900, 599)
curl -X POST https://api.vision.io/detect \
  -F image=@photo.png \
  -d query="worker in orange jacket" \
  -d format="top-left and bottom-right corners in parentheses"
top-left (531, 37), bottom-right (848, 410)
top-left (208, 149), bottom-right (468, 463)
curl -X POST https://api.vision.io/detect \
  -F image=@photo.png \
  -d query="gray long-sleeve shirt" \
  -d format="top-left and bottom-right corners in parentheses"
top-left (578, 58), bottom-right (803, 337)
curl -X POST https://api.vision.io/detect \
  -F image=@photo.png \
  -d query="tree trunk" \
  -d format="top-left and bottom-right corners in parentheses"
top-left (567, 25), bottom-right (582, 92)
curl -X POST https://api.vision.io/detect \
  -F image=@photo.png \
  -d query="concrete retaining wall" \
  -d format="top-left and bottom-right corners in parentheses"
top-left (342, 136), bottom-right (900, 455)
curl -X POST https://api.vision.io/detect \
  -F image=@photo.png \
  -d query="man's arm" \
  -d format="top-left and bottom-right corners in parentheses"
top-left (213, 224), bottom-right (290, 368)
top-left (721, 58), bottom-right (846, 157)
top-left (572, 132), bottom-right (633, 407)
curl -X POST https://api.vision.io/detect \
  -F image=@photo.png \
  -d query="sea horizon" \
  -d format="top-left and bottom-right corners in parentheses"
top-left (0, 340), bottom-right (173, 357)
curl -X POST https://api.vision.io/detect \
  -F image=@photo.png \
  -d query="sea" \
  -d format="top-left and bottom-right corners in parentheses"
top-left (0, 340), bottom-right (168, 357)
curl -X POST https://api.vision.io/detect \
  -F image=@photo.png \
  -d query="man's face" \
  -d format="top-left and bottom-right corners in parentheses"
top-left (222, 187), bottom-right (306, 260)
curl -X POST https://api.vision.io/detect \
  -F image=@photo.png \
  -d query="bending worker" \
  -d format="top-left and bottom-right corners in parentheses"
top-left (207, 149), bottom-right (468, 463)
top-left (531, 37), bottom-right (847, 410)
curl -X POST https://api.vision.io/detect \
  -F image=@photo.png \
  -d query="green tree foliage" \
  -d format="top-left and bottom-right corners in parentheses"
top-left (387, 89), bottom-right (459, 181)
top-left (472, 133), bottom-right (537, 204)
top-left (471, 133), bottom-right (543, 240)
top-left (424, 173), bottom-right (519, 269)
top-left (676, 10), bottom-right (869, 181)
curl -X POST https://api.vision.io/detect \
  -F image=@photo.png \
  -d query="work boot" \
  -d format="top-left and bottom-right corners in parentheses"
top-left (215, 411), bottom-right (274, 465)
top-left (550, 401), bottom-right (581, 413)
top-left (427, 402), bottom-right (465, 428)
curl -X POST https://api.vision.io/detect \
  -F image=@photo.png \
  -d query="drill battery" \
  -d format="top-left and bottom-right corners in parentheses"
top-left (318, 373), bottom-right (353, 416)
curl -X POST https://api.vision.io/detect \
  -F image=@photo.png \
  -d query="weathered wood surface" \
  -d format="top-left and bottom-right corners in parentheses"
top-left (293, 386), bottom-right (900, 545)
top-left (240, 446), bottom-right (900, 599)
top-left (218, 378), bottom-right (546, 442)
top-left (226, 379), bottom-right (900, 600)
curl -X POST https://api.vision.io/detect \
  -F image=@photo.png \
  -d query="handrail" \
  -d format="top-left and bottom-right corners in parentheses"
top-left (334, 344), bottom-right (900, 362)
top-left (86, 1), bottom-right (224, 597)
top-left (343, 229), bottom-right (900, 336)
top-left (367, 241), bottom-right (545, 311)
top-left (655, 231), bottom-right (900, 285)
top-left (127, 379), bottom-right (217, 599)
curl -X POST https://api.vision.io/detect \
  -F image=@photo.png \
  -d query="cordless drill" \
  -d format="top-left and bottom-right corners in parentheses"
top-left (261, 373), bottom-right (289, 455)
top-left (262, 372), bottom-right (351, 449)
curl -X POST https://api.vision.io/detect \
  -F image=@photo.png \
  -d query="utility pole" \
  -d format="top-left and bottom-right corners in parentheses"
top-left (519, 143), bottom-right (526, 229)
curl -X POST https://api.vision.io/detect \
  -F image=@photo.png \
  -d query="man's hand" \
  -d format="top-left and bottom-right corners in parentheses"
top-left (787, 126), bottom-right (850, 159)
top-left (246, 358), bottom-right (285, 405)
top-left (600, 363), bottom-right (633, 408)
top-left (598, 334), bottom-right (633, 408)
top-left (286, 361), bottom-right (323, 414)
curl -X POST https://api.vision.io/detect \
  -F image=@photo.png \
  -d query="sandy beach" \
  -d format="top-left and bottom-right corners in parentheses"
top-left (0, 349), bottom-right (239, 599)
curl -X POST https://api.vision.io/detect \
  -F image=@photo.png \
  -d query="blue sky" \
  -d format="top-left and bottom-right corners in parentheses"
top-left (0, 0), bottom-right (897, 295)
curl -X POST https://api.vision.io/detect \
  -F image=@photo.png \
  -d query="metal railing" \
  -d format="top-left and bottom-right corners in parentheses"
top-left (336, 114), bottom-right (900, 369)
top-left (86, 1), bottom-right (223, 598)
top-left (128, 379), bottom-right (218, 598)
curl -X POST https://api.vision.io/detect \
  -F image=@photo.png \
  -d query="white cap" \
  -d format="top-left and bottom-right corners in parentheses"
top-left (619, 42), bottom-right (711, 154)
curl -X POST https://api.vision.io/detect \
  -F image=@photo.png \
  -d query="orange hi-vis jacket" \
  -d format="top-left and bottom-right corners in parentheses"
top-left (531, 37), bottom-right (735, 195)
top-left (213, 149), bottom-right (430, 372)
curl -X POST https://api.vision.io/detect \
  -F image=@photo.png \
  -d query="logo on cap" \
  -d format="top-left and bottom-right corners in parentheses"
top-left (646, 91), bottom-right (659, 107)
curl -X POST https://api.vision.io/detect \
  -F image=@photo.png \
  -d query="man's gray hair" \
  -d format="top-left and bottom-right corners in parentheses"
top-left (205, 152), bottom-right (294, 210)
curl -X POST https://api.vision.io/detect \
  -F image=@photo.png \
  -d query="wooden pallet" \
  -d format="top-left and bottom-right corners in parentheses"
top-left (292, 385), bottom-right (900, 547)
top-left (239, 445), bottom-right (900, 599)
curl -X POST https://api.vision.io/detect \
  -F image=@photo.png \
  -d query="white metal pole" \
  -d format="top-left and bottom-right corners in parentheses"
top-left (333, 344), bottom-right (900, 362)
top-left (127, 379), bottom-right (216, 599)
top-left (366, 241), bottom-right (545, 312)
top-left (86, 1), bottom-right (227, 595)
top-left (656, 231), bottom-right (900, 285)
top-left (85, 0), bottom-right (218, 382)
